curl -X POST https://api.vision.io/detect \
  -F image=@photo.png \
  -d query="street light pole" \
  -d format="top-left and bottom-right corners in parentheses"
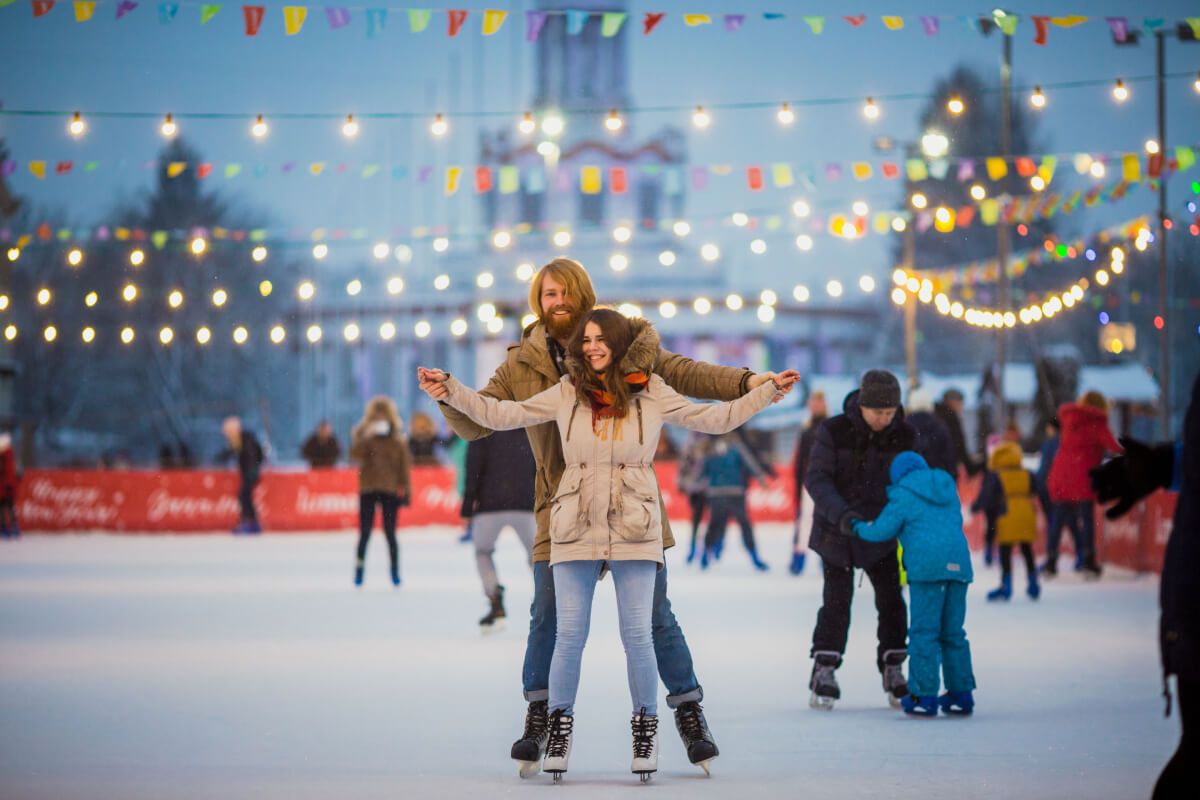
top-left (1155, 30), bottom-right (1171, 437)
top-left (903, 224), bottom-right (918, 391)
top-left (995, 27), bottom-right (1013, 430)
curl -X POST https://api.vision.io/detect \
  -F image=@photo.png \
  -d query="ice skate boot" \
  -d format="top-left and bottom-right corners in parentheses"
top-left (987, 575), bottom-right (1012, 602)
top-left (938, 690), bottom-right (975, 716)
top-left (1081, 559), bottom-right (1103, 581)
top-left (674, 700), bottom-right (718, 775)
top-left (809, 651), bottom-right (841, 710)
top-left (1027, 573), bottom-right (1040, 600)
top-left (881, 649), bottom-right (909, 708)
top-left (749, 550), bottom-right (770, 571)
top-left (1040, 557), bottom-right (1058, 578)
top-left (511, 700), bottom-right (548, 778)
top-left (631, 708), bottom-right (659, 783)
top-left (354, 560), bottom-right (364, 587)
top-left (789, 552), bottom-right (806, 575)
top-left (479, 586), bottom-right (506, 633)
top-left (541, 709), bottom-right (573, 782)
top-left (901, 694), bottom-right (939, 717)
top-left (390, 566), bottom-right (401, 587)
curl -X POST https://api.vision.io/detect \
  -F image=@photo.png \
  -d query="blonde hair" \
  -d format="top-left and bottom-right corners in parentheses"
top-left (1079, 390), bottom-right (1108, 411)
top-left (409, 410), bottom-right (435, 437)
top-left (528, 257), bottom-right (597, 322)
top-left (359, 395), bottom-right (404, 439)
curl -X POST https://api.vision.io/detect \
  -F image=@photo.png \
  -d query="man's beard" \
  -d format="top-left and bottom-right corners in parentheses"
top-left (544, 307), bottom-right (582, 340)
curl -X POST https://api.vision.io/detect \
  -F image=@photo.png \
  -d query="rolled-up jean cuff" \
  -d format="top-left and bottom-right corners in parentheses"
top-left (524, 688), bottom-right (549, 702)
top-left (665, 686), bottom-right (703, 709)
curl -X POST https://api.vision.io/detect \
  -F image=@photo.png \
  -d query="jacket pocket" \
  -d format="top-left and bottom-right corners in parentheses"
top-left (549, 470), bottom-right (586, 544)
top-left (615, 468), bottom-right (660, 543)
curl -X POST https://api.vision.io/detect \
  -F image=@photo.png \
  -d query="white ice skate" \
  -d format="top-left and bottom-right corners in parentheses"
top-left (809, 692), bottom-right (836, 711)
top-left (631, 709), bottom-right (659, 783)
top-left (542, 710), bottom-right (573, 783)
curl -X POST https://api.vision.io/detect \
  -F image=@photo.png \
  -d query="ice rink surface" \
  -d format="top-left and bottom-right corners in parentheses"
top-left (0, 524), bottom-right (1175, 799)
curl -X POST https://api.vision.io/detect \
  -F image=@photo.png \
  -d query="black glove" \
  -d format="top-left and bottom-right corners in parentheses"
top-left (1089, 436), bottom-right (1175, 520)
top-left (838, 511), bottom-right (865, 536)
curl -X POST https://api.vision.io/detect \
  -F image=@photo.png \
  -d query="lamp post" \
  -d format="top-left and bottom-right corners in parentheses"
top-left (995, 17), bottom-right (1014, 432)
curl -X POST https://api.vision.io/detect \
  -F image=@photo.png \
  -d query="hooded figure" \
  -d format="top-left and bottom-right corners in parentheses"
top-left (853, 451), bottom-right (977, 716)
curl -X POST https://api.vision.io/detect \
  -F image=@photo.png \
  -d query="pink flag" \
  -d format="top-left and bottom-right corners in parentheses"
top-left (115, 0), bottom-right (136, 19)
top-left (525, 9), bottom-right (547, 41)
top-left (1106, 17), bottom-right (1129, 42)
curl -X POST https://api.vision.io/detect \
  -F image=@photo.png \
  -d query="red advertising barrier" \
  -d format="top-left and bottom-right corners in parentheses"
top-left (15, 465), bottom-right (1174, 573)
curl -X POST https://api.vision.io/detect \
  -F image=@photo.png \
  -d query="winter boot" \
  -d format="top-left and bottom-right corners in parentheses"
top-left (901, 694), bottom-right (939, 717)
top-left (542, 709), bottom-right (574, 782)
top-left (789, 552), bottom-right (806, 575)
top-left (354, 559), bottom-right (365, 587)
top-left (511, 700), bottom-right (549, 778)
top-left (938, 690), bottom-right (975, 716)
top-left (749, 550), bottom-right (769, 571)
top-left (631, 708), bottom-right (659, 782)
top-left (987, 575), bottom-right (1013, 602)
top-left (809, 651), bottom-right (841, 710)
top-left (479, 586), bottom-right (506, 632)
top-left (1027, 572), bottom-right (1041, 600)
top-left (674, 701), bottom-right (718, 774)
top-left (881, 649), bottom-right (909, 708)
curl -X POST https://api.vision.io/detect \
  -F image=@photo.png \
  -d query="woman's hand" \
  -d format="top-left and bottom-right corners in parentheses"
top-left (771, 369), bottom-right (801, 391)
top-left (417, 367), bottom-right (450, 401)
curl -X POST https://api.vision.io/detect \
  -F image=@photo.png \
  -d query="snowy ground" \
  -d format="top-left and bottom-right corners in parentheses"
top-left (0, 524), bottom-right (1175, 799)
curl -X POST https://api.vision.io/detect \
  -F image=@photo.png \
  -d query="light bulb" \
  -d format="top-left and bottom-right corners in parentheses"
top-left (692, 105), bottom-right (711, 129)
top-left (5, 247), bottom-right (18, 262)
top-left (167, 289), bottom-right (183, 309)
top-left (159, 327), bottom-right (174, 345)
top-left (609, 253), bottom-right (629, 272)
top-left (852, 200), bottom-right (869, 217)
top-left (312, 243), bottom-right (328, 260)
top-left (233, 326), bottom-right (248, 345)
top-left (120, 327), bottom-right (135, 345)
top-left (81, 326), bottom-right (95, 343)
top-left (947, 96), bottom-right (965, 115)
top-left (305, 325), bottom-right (322, 343)
top-left (672, 220), bottom-right (691, 237)
top-left (1030, 86), bottom-right (1046, 109)
top-left (451, 318), bottom-right (469, 337)
top-left (190, 237), bottom-right (207, 256)
top-left (251, 114), bottom-right (268, 138)
top-left (776, 102), bottom-right (795, 125)
top-left (129, 248), bottom-right (145, 267)
top-left (658, 250), bottom-right (676, 267)
top-left (122, 284), bottom-right (138, 303)
top-left (658, 301), bottom-right (677, 319)
top-left (862, 97), bottom-right (880, 120)
top-left (211, 288), bottom-right (227, 307)
top-left (476, 271), bottom-right (495, 289)
top-left (1112, 78), bottom-right (1129, 103)
top-left (725, 294), bottom-right (744, 311)
top-left (160, 114), bottom-right (177, 138)
top-left (372, 242), bottom-right (390, 260)
top-left (67, 248), bottom-right (83, 267)
top-left (492, 230), bottom-right (512, 249)
top-left (911, 192), bottom-right (928, 209)
top-left (68, 111), bottom-right (86, 138)
top-left (1090, 160), bottom-right (1106, 179)
top-left (270, 325), bottom-right (286, 344)
top-left (541, 112), bottom-right (564, 137)
top-left (387, 276), bottom-right (405, 295)
top-left (252, 245), bottom-right (268, 262)
top-left (432, 236), bottom-right (449, 253)
top-left (430, 113), bottom-right (448, 137)
top-left (196, 326), bottom-right (212, 345)
top-left (1030, 175), bottom-right (1046, 192)
top-left (605, 109), bottom-right (624, 133)
top-left (700, 243), bottom-right (720, 262)
top-left (342, 114), bottom-right (359, 138)
top-left (43, 325), bottom-right (57, 343)
top-left (379, 322), bottom-right (396, 341)
top-left (970, 184), bottom-right (986, 201)
top-left (1145, 139), bottom-right (1160, 155)
top-left (518, 111), bottom-right (536, 135)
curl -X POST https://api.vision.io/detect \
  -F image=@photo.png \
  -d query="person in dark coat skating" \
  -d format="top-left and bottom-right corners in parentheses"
top-left (804, 370), bottom-right (915, 710)
top-left (791, 391), bottom-right (828, 575)
top-left (220, 416), bottom-right (264, 534)
top-left (1090, 371), bottom-right (1198, 799)
top-left (934, 389), bottom-right (981, 477)
top-left (301, 420), bottom-right (342, 468)
top-left (905, 386), bottom-right (956, 476)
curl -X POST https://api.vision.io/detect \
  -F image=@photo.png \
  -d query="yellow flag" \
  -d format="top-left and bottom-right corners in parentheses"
top-left (986, 157), bottom-right (1008, 181)
top-left (852, 161), bottom-right (873, 180)
top-left (115, 227), bottom-right (131, 240)
top-left (284, 7), bottom-right (307, 35)
top-left (1051, 15), bottom-right (1088, 27)
top-left (906, 160), bottom-right (928, 181)
top-left (882, 16), bottom-right (904, 30)
top-left (445, 166), bottom-right (462, 195)
top-left (74, 1), bottom-right (95, 22)
top-left (980, 199), bottom-right (1000, 225)
top-left (498, 165), bottom-right (519, 194)
top-left (1122, 154), bottom-right (1141, 182)
top-left (309, 163), bottom-right (325, 176)
top-left (167, 162), bottom-right (187, 178)
top-left (771, 163), bottom-right (794, 187)
top-left (580, 166), bottom-right (602, 195)
top-left (482, 9), bottom-right (506, 35)
top-left (872, 213), bottom-right (891, 234)
top-left (30, 161), bottom-right (46, 179)
top-left (684, 14), bottom-right (711, 26)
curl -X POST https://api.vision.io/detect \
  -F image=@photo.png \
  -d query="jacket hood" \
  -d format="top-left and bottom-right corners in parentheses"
top-left (890, 450), bottom-right (928, 483)
top-left (564, 316), bottom-right (660, 380)
top-left (1059, 402), bottom-right (1109, 430)
top-left (989, 440), bottom-right (1023, 470)
top-left (894, 465), bottom-right (959, 507)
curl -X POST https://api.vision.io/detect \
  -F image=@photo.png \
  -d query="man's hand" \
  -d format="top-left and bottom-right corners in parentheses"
top-left (1089, 436), bottom-right (1174, 520)
top-left (749, 369), bottom-right (802, 404)
top-left (838, 511), bottom-right (865, 536)
top-left (417, 367), bottom-right (450, 401)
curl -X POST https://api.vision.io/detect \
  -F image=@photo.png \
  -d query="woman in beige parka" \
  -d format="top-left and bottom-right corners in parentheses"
top-left (418, 308), bottom-right (795, 781)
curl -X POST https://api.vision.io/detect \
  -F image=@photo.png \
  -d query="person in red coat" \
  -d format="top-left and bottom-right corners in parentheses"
top-left (1045, 391), bottom-right (1121, 578)
top-left (0, 432), bottom-right (19, 539)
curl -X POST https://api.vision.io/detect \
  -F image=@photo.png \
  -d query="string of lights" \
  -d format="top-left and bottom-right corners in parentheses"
top-left (7, 71), bottom-right (1197, 142)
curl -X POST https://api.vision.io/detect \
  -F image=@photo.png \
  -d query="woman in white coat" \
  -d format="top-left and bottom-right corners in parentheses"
top-left (419, 308), bottom-right (796, 781)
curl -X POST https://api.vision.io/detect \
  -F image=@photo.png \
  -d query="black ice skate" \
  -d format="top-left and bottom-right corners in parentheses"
top-left (809, 651), bottom-right (842, 710)
top-left (631, 708), bottom-right (659, 783)
top-left (479, 585), bottom-right (506, 633)
top-left (542, 709), bottom-right (574, 783)
top-left (882, 649), bottom-right (909, 709)
top-left (511, 700), bottom-right (548, 779)
top-left (674, 700), bottom-right (719, 775)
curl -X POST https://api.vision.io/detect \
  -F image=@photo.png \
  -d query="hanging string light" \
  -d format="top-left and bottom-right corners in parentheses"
top-left (862, 96), bottom-right (880, 120)
top-left (604, 109), bottom-right (624, 133)
top-left (1112, 78), bottom-right (1129, 103)
top-left (68, 112), bottom-right (86, 138)
top-left (946, 95), bottom-right (966, 115)
top-left (160, 114), bottom-right (177, 138)
top-left (430, 113), bottom-right (449, 137)
top-left (776, 102), bottom-right (795, 125)
top-left (1030, 86), bottom-right (1047, 109)
top-left (251, 114), bottom-right (269, 138)
top-left (518, 111), bottom-right (536, 135)
top-left (691, 105), bottom-right (711, 129)
top-left (341, 114), bottom-right (359, 138)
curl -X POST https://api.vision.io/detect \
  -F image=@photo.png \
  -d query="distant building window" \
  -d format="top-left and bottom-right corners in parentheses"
top-left (520, 189), bottom-right (544, 226)
top-left (637, 178), bottom-right (661, 226)
top-left (579, 191), bottom-right (605, 226)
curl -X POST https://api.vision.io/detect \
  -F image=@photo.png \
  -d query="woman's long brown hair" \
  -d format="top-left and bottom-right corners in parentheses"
top-left (568, 308), bottom-right (636, 416)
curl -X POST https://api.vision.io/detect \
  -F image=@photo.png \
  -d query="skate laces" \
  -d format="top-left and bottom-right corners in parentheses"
top-left (675, 702), bottom-right (707, 743)
top-left (884, 663), bottom-right (906, 689)
top-left (523, 703), bottom-right (549, 741)
top-left (631, 713), bottom-right (658, 758)
top-left (546, 712), bottom-right (573, 757)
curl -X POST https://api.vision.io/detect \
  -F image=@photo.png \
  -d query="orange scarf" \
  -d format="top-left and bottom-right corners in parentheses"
top-left (589, 372), bottom-right (650, 427)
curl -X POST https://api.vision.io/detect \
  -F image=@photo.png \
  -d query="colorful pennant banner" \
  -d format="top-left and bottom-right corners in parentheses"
top-left (8, 2), bottom-right (1199, 46)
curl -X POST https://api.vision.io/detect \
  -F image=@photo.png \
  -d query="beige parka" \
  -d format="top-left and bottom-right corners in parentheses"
top-left (440, 320), bottom-right (781, 566)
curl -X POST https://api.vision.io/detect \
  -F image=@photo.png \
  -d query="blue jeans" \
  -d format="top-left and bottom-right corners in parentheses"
top-left (523, 561), bottom-right (702, 708)
top-left (908, 580), bottom-right (976, 698)
top-left (549, 560), bottom-right (658, 716)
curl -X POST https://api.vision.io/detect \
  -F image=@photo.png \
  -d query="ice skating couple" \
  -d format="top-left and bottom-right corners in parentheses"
top-left (418, 258), bottom-right (799, 781)
top-left (806, 370), bottom-right (978, 717)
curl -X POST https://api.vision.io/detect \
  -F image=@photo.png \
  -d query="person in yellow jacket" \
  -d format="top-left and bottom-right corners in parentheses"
top-left (972, 440), bottom-right (1041, 601)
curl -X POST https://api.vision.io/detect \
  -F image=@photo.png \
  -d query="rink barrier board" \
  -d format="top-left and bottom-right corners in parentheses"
top-left (15, 465), bottom-right (1174, 574)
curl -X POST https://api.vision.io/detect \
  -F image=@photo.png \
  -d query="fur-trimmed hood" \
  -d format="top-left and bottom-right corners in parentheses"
top-left (564, 316), bottom-right (661, 382)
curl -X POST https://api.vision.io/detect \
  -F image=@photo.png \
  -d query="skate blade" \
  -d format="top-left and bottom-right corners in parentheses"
top-left (809, 692), bottom-right (835, 711)
top-left (549, 770), bottom-right (565, 783)
top-left (697, 759), bottom-right (713, 777)
top-left (888, 693), bottom-right (904, 710)
top-left (635, 771), bottom-right (655, 783)
top-left (480, 619), bottom-right (507, 635)
top-left (517, 760), bottom-right (540, 779)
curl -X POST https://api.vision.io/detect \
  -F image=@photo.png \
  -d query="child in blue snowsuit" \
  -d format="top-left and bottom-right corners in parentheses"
top-left (851, 451), bottom-right (977, 716)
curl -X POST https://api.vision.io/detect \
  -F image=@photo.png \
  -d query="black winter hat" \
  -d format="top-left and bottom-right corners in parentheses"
top-left (859, 369), bottom-right (901, 409)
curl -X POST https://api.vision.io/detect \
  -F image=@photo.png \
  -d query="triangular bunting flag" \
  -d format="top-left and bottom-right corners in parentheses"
top-left (565, 9), bottom-right (587, 34)
top-left (481, 8), bottom-right (505, 35)
top-left (843, 15), bottom-right (866, 28)
top-left (447, 9), bottom-right (467, 36)
top-left (326, 7), bottom-right (350, 29)
top-left (610, 167), bottom-right (627, 193)
top-left (525, 10), bottom-right (547, 40)
top-left (366, 8), bottom-right (385, 37)
top-left (475, 166), bottom-right (493, 193)
top-left (600, 11), bottom-right (624, 36)
top-left (881, 16), bottom-right (903, 30)
top-left (157, 3), bottom-right (177, 24)
top-left (283, 5), bottom-right (305, 35)
top-left (919, 15), bottom-right (938, 35)
top-left (1106, 17), bottom-right (1129, 43)
top-left (643, 12), bottom-right (664, 34)
top-left (683, 14), bottom-right (711, 26)
top-left (242, 5), bottom-right (264, 36)
top-left (200, 4), bottom-right (220, 24)
top-left (225, 164), bottom-right (242, 178)
top-left (803, 16), bottom-right (824, 34)
top-left (408, 8), bottom-right (430, 32)
top-left (580, 166), bottom-right (602, 194)
top-left (498, 165), bottom-right (519, 194)
top-left (1050, 16), bottom-right (1087, 28)
top-left (771, 163), bottom-right (794, 187)
top-left (1032, 15), bottom-right (1049, 44)
top-left (852, 162), bottom-right (873, 180)
top-left (445, 166), bottom-right (461, 195)
top-left (115, 0), bottom-right (136, 19)
top-left (986, 157), bottom-right (1008, 180)
top-left (723, 14), bottom-right (743, 32)
top-left (32, 0), bottom-right (55, 17)
top-left (746, 166), bottom-right (764, 191)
